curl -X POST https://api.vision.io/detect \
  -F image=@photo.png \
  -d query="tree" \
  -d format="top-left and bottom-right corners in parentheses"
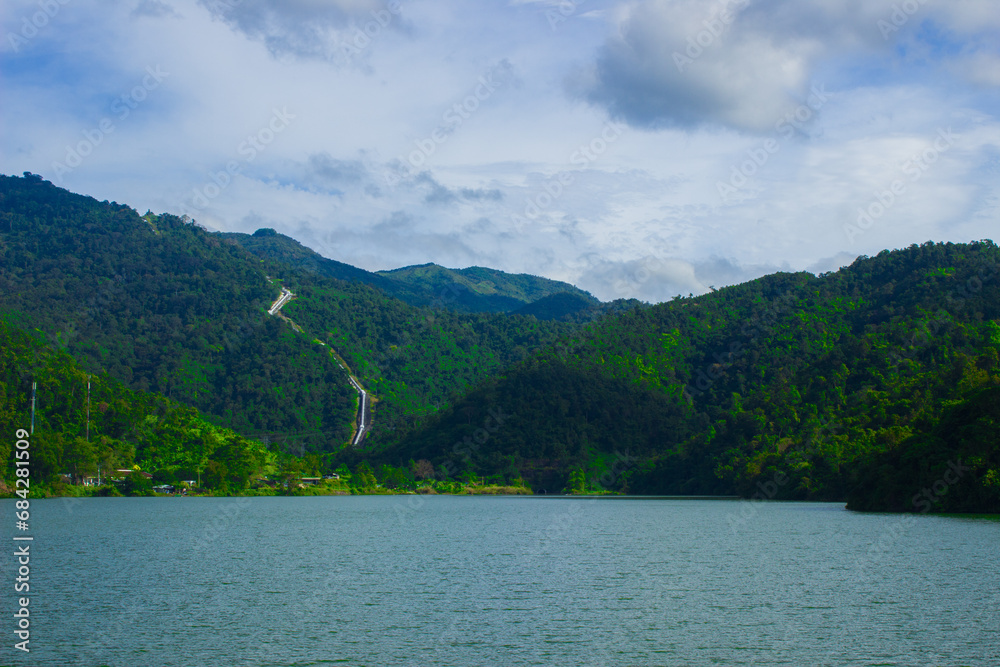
top-left (412, 459), bottom-right (435, 480)
top-left (351, 461), bottom-right (377, 490)
top-left (210, 436), bottom-right (266, 491)
top-left (120, 470), bottom-right (153, 496)
top-left (203, 459), bottom-right (231, 493)
top-left (277, 456), bottom-right (305, 491)
top-left (64, 437), bottom-right (96, 484)
top-left (378, 464), bottom-right (409, 490)
top-left (565, 469), bottom-right (586, 494)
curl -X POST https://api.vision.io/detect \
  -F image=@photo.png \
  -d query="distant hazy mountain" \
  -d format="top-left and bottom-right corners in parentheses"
top-left (222, 228), bottom-right (600, 314)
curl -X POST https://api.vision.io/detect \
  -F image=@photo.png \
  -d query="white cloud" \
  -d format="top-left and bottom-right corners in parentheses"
top-left (197, 0), bottom-right (404, 64)
top-left (1, 0), bottom-right (997, 304)
top-left (576, 0), bottom-right (1000, 133)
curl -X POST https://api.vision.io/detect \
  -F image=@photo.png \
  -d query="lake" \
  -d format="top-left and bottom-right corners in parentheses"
top-left (3, 496), bottom-right (998, 666)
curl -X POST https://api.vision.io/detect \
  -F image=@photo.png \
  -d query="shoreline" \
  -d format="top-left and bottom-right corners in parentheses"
top-left (6, 489), bottom-right (998, 516)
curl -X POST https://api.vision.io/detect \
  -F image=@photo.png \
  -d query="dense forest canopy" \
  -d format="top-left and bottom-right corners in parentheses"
top-left (0, 320), bottom-right (274, 494)
top-left (361, 241), bottom-right (1000, 511)
top-left (0, 174), bottom-right (583, 451)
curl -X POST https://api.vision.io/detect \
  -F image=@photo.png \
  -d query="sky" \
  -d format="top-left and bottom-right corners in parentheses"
top-left (2, 0), bottom-right (998, 303)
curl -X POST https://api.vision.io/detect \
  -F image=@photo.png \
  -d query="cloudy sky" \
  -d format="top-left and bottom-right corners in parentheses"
top-left (2, 0), bottom-right (998, 302)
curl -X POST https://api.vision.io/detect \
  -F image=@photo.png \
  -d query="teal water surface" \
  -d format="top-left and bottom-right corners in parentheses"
top-left (2, 496), bottom-right (997, 666)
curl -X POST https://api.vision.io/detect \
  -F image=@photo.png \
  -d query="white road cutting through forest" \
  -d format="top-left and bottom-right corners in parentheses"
top-left (267, 285), bottom-right (372, 446)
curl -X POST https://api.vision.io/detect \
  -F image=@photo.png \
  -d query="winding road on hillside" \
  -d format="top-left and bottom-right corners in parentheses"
top-left (268, 284), bottom-right (372, 446)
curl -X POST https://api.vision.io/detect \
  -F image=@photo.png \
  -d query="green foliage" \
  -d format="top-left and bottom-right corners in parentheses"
top-left (0, 175), bottom-right (600, 452)
top-left (846, 386), bottom-right (1000, 512)
top-left (120, 471), bottom-right (154, 497)
top-left (370, 241), bottom-right (1000, 510)
top-left (0, 174), bottom-right (355, 451)
top-left (224, 230), bottom-right (607, 314)
top-left (279, 279), bottom-right (581, 435)
top-left (3, 175), bottom-right (998, 511)
top-left (0, 319), bottom-right (273, 491)
top-left (564, 468), bottom-right (586, 494)
top-left (350, 461), bottom-right (377, 491)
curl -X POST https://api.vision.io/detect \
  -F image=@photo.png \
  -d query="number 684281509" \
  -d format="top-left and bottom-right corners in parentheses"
top-left (14, 428), bottom-right (29, 499)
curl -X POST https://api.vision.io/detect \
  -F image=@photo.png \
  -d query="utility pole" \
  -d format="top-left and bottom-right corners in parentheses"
top-left (30, 381), bottom-right (36, 435)
top-left (86, 375), bottom-right (91, 442)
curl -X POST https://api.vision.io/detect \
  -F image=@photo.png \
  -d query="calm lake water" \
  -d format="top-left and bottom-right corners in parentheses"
top-left (2, 496), bottom-right (998, 666)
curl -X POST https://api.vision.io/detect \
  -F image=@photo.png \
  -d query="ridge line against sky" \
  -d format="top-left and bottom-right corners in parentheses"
top-left (2, 0), bottom-right (998, 303)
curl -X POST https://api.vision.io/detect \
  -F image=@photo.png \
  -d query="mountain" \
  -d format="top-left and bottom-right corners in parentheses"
top-left (846, 385), bottom-right (1000, 513)
top-left (375, 263), bottom-right (600, 313)
top-left (0, 173), bottom-right (580, 452)
top-left (3, 174), bottom-right (997, 511)
top-left (223, 228), bottom-right (600, 314)
top-left (218, 228), bottom-right (402, 294)
top-left (362, 241), bottom-right (1000, 508)
top-left (0, 174), bottom-right (357, 449)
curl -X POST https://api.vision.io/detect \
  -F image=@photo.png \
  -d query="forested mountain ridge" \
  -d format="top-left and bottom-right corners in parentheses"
top-left (0, 174), bottom-right (586, 452)
top-left (375, 263), bottom-right (598, 313)
top-left (223, 228), bottom-right (600, 315)
top-left (0, 173), bottom-right (357, 448)
top-left (363, 242), bottom-right (1000, 511)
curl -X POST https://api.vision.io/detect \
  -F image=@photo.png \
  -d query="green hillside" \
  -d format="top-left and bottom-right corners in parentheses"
top-left (0, 320), bottom-right (273, 494)
top-left (376, 263), bottom-right (600, 313)
top-left (364, 242), bottom-right (1000, 510)
top-left (0, 174), bottom-right (580, 452)
top-left (219, 228), bottom-right (402, 294)
top-left (276, 280), bottom-right (578, 434)
top-left (224, 228), bottom-right (601, 314)
top-left (0, 173), bottom-right (356, 450)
